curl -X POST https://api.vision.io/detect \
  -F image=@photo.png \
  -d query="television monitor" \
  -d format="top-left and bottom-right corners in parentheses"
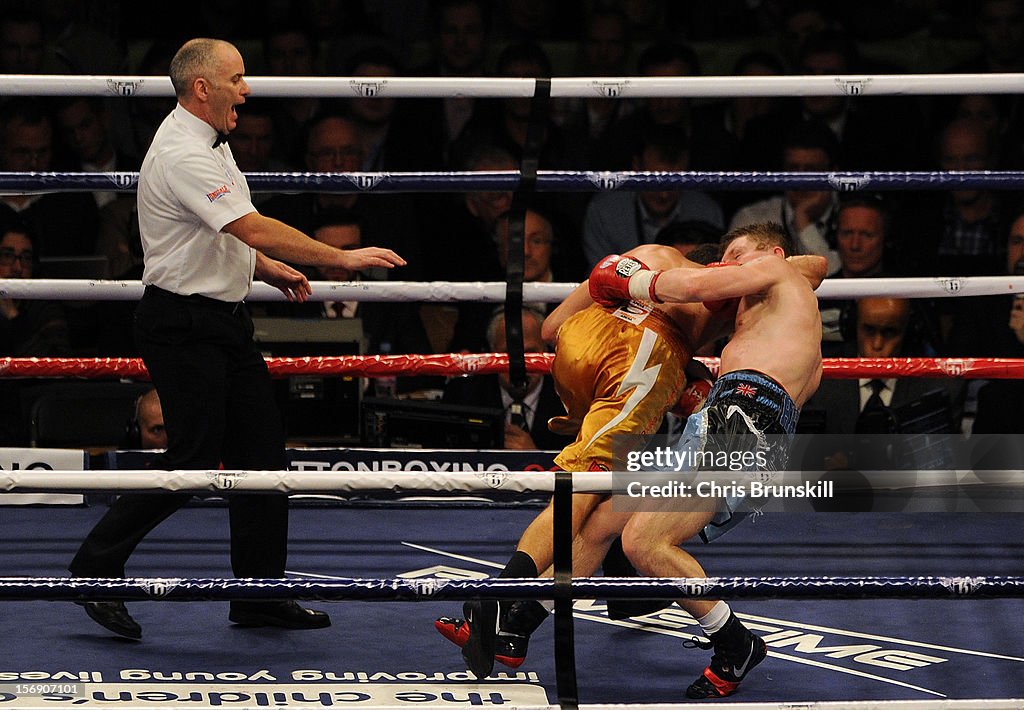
top-left (361, 397), bottom-right (505, 449)
top-left (892, 388), bottom-right (956, 472)
top-left (37, 255), bottom-right (110, 280)
top-left (893, 388), bottom-right (954, 435)
top-left (252, 317), bottom-right (365, 444)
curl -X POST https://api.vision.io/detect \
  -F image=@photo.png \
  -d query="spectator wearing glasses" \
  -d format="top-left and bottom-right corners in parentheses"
top-left (0, 219), bottom-right (73, 445)
top-left (0, 220), bottom-right (72, 357)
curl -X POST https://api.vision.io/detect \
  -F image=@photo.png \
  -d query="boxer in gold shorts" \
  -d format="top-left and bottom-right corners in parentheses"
top-left (436, 243), bottom-right (732, 679)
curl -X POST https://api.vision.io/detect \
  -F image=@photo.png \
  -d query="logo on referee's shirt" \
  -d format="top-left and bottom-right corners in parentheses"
top-left (206, 184), bottom-right (231, 202)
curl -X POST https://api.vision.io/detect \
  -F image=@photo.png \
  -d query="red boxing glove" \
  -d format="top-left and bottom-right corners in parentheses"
top-left (670, 377), bottom-right (713, 418)
top-left (701, 261), bottom-right (741, 317)
top-left (588, 254), bottom-right (662, 307)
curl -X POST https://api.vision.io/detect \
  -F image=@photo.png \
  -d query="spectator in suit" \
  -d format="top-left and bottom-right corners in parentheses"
top-left (443, 306), bottom-right (571, 451)
top-left (745, 28), bottom-right (929, 171)
top-left (582, 122), bottom-right (723, 269)
top-left (693, 49), bottom-right (787, 218)
top-left (598, 40), bottom-right (703, 172)
top-left (260, 112), bottom-right (424, 280)
top-left (805, 297), bottom-right (965, 436)
top-left (0, 99), bottom-right (100, 258)
top-left (450, 40), bottom-right (585, 173)
top-left (408, 0), bottom-right (490, 168)
top-left (261, 22), bottom-right (324, 170)
top-left (728, 119), bottom-right (841, 274)
top-left (905, 117), bottom-right (1009, 278)
top-left (53, 96), bottom-right (139, 212)
top-left (343, 45), bottom-right (440, 171)
top-left (418, 143), bottom-right (511, 283)
top-left (817, 194), bottom-right (941, 347)
top-left (802, 296), bottom-right (965, 510)
top-left (259, 207), bottom-right (392, 351)
top-left (948, 202), bottom-right (1024, 359)
top-left (556, 6), bottom-right (635, 170)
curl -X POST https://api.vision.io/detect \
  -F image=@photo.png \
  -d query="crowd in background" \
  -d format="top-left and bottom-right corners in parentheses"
top-left (3, 0), bottom-right (1024, 445)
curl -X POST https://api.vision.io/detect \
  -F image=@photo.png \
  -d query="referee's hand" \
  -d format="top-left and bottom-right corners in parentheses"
top-left (337, 247), bottom-right (407, 271)
top-left (256, 255), bottom-right (312, 302)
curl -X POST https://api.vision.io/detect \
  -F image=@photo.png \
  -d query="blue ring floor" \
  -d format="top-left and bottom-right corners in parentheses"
top-left (0, 502), bottom-right (1022, 706)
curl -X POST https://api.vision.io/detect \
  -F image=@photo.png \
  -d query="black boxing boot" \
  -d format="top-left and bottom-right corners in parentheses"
top-left (685, 613), bottom-right (767, 699)
top-left (494, 599), bottom-right (550, 668)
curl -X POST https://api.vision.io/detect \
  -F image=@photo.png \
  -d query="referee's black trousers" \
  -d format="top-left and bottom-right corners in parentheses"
top-left (70, 286), bottom-right (289, 579)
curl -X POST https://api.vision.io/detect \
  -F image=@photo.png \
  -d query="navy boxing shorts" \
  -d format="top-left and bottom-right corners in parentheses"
top-left (672, 369), bottom-right (799, 542)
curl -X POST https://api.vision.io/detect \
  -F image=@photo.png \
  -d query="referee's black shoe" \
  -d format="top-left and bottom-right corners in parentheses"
top-left (80, 601), bottom-right (142, 640)
top-left (229, 601), bottom-right (331, 629)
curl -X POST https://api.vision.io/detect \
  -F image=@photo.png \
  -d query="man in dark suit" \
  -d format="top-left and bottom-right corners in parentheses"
top-left (442, 306), bottom-right (571, 451)
top-left (802, 297), bottom-right (965, 509)
top-left (807, 297), bottom-right (965, 435)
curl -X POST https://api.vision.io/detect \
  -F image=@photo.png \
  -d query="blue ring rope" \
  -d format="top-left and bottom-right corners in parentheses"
top-left (4, 171), bottom-right (1024, 193)
top-left (3, 575), bottom-right (1021, 602)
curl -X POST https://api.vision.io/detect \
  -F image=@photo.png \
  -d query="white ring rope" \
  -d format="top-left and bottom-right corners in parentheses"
top-left (0, 469), bottom-right (610, 494)
top-left (1, 73), bottom-right (1022, 98)
top-left (2, 276), bottom-right (1022, 302)
top-left (2, 469), bottom-right (1019, 495)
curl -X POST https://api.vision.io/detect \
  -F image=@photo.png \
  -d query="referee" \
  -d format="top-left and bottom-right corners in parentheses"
top-left (69, 38), bottom-right (405, 640)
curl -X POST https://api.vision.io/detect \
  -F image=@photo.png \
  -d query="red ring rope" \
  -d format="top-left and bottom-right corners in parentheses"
top-left (1, 355), bottom-right (1022, 379)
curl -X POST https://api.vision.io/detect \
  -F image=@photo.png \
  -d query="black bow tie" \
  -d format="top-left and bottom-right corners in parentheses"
top-left (212, 132), bottom-right (229, 148)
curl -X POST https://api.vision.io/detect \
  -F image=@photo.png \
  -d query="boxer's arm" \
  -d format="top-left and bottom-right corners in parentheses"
top-left (787, 255), bottom-right (829, 289)
top-left (542, 280), bottom-right (592, 344)
top-left (651, 257), bottom-right (780, 304)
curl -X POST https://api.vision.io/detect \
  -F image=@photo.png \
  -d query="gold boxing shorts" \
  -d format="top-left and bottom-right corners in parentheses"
top-left (551, 301), bottom-right (691, 472)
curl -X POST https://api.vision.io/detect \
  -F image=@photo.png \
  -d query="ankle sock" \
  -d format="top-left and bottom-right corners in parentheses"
top-left (697, 601), bottom-right (731, 636)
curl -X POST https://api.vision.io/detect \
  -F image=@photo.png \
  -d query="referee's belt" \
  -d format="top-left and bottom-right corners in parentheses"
top-left (145, 285), bottom-right (242, 313)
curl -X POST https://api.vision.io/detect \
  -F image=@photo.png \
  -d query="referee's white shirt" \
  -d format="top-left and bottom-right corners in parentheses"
top-left (138, 105), bottom-right (257, 302)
